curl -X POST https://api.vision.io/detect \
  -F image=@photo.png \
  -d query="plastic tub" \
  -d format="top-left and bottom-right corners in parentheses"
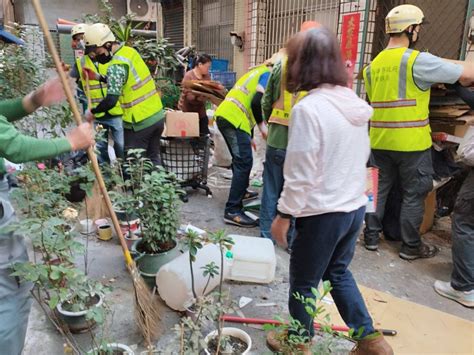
top-left (227, 235), bottom-right (276, 284)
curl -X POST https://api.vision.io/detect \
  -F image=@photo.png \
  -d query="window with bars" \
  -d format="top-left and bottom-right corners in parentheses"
top-left (260, 0), bottom-right (340, 61)
top-left (195, 0), bottom-right (235, 69)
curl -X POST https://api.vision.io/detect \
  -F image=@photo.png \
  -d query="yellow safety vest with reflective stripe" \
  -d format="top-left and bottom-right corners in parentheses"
top-left (76, 56), bottom-right (123, 118)
top-left (363, 48), bottom-right (431, 152)
top-left (109, 46), bottom-right (163, 124)
top-left (214, 65), bottom-right (270, 135)
top-left (269, 56), bottom-right (307, 126)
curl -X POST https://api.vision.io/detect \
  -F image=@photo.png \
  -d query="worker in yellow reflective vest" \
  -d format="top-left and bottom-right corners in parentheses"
top-left (83, 23), bottom-right (165, 165)
top-left (362, 4), bottom-right (474, 260)
top-left (69, 23), bottom-right (88, 112)
top-left (214, 64), bottom-right (271, 227)
top-left (260, 20), bottom-right (320, 248)
top-left (72, 45), bottom-right (125, 163)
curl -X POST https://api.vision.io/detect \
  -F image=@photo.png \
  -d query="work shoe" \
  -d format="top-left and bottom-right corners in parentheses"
top-left (224, 211), bottom-right (258, 228)
top-left (399, 242), bottom-right (439, 260)
top-left (266, 330), bottom-right (312, 354)
top-left (243, 190), bottom-right (259, 202)
top-left (350, 332), bottom-right (394, 355)
top-left (364, 233), bottom-right (379, 251)
top-left (434, 280), bottom-right (474, 308)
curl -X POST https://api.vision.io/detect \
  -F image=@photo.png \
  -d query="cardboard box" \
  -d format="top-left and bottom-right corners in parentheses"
top-left (165, 111), bottom-right (199, 137)
top-left (420, 190), bottom-right (436, 234)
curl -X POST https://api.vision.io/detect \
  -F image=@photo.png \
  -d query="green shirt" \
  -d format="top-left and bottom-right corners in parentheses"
top-left (0, 98), bottom-right (71, 174)
top-left (106, 47), bottom-right (165, 131)
top-left (261, 61), bottom-right (289, 149)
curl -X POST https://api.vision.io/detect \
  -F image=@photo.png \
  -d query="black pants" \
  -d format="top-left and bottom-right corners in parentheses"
top-left (364, 149), bottom-right (434, 249)
top-left (124, 119), bottom-right (165, 165)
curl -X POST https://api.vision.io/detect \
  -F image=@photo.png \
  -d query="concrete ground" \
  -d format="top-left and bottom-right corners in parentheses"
top-left (24, 168), bottom-right (473, 354)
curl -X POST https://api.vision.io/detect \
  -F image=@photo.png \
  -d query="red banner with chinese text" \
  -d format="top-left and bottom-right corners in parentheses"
top-left (340, 13), bottom-right (361, 88)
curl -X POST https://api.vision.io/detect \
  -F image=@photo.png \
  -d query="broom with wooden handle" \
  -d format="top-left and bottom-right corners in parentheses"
top-left (31, 0), bottom-right (160, 347)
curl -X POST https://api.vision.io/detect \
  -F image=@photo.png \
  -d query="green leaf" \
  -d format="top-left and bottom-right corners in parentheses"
top-left (48, 294), bottom-right (59, 309)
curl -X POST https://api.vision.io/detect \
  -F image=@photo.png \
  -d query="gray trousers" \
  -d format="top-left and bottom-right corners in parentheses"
top-left (451, 169), bottom-right (474, 291)
top-left (0, 179), bottom-right (32, 355)
top-left (364, 149), bottom-right (434, 249)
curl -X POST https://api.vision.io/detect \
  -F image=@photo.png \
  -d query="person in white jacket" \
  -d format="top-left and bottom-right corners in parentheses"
top-left (267, 28), bottom-right (393, 355)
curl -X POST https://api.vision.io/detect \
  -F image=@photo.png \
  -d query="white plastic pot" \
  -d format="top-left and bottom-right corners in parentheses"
top-left (87, 343), bottom-right (134, 354)
top-left (204, 327), bottom-right (252, 355)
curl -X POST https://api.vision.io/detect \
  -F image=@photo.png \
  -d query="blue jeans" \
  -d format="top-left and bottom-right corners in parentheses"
top-left (95, 116), bottom-right (124, 164)
top-left (289, 206), bottom-right (374, 338)
top-left (260, 146), bottom-right (295, 245)
top-left (216, 117), bottom-right (253, 214)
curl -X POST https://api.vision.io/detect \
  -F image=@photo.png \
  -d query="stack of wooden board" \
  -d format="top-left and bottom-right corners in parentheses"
top-left (429, 87), bottom-right (470, 137)
top-left (182, 80), bottom-right (227, 106)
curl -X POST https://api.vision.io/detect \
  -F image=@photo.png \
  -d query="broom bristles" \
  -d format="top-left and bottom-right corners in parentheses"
top-left (128, 264), bottom-right (161, 348)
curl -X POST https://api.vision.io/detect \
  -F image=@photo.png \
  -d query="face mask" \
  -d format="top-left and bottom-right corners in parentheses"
top-left (96, 52), bottom-right (112, 64)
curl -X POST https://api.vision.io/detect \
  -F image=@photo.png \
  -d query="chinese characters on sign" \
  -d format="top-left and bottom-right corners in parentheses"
top-left (340, 13), bottom-right (361, 88)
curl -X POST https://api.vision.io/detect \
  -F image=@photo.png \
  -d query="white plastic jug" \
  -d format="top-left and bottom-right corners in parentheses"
top-left (156, 243), bottom-right (231, 311)
top-left (227, 235), bottom-right (276, 284)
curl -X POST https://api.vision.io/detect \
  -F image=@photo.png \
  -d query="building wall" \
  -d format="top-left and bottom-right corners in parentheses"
top-left (14, 0), bottom-right (127, 28)
top-left (232, 0), bottom-right (248, 78)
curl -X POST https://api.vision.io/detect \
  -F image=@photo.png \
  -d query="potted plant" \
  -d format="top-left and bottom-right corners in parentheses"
top-left (110, 150), bottom-right (183, 287)
top-left (55, 271), bottom-right (110, 333)
top-left (262, 280), bottom-right (358, 354)
top-left (174, 230), bottom-right (252, 354)
top-left (9, 164), bottom-right (112, 352)
top-left (181, 230), bottom-right (221, 319)
top-left (64, 162), bottom-right (96, 203)
top-left (201, 230), bottom-right (253, 355)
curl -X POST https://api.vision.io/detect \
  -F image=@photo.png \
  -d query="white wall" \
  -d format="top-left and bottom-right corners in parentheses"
top-left (14, 0), bottom-right (127, 28)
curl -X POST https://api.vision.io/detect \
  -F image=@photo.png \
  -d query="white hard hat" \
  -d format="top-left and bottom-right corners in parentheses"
top-left (385, 4), bottom-right (424, 34)
top-left (84, 23), bottom-right (116, 48)
top-left (71, 23), bottom-right (87, 37)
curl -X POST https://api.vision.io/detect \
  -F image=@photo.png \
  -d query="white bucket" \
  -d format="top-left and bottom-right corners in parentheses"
top-left (156, 243), bottom-right (231, 311)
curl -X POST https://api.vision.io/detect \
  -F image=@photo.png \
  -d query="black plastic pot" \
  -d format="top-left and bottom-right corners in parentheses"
top-left (65, 180), bottom-right (86, 203)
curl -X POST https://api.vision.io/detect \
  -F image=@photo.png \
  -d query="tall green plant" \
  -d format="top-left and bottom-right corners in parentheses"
top-left (109, 149), bottom-right (182, 253)
top-left (6, 164), bottom-right (110, 354)
top-left (0, 25), bottom-right (74, 138)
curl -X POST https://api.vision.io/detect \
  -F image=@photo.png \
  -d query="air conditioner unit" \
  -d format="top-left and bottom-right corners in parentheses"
top-left (127, 0), bottom-right (157, 22)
